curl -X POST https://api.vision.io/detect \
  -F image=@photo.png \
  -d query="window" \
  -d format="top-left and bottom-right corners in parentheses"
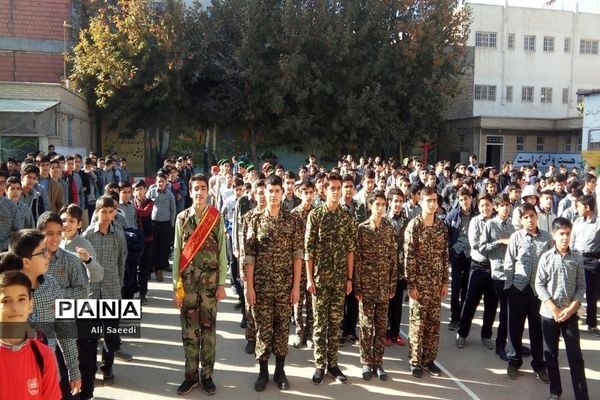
top-left (580, 39), bottom-right (599, 54)
top-left (524, 35), bottom-right (536, 51)
top-left (475, 32), bottom-right (497, 48)
top-left (506, 85), bottom-right (513, 102)
top-left (564, 38), bottom-right (571, 52)
top-left (562, 88), bottom-right (569, 104)
top-left (541, 87), bottom-right (553, 103)
top-left (474, 84), bottom-right (496, 101)
top-left (516, 136), bottom-right (525, 151)
top-left (487, 136), bottom-right (504, 144)
top-left (543, 36), bottom-right (554, 52)
top-left (537, 137), bottom-right (544, 152)
top-left (508, 33), bottom-right (515, 50)
top-left (521, 86), bottom-right (534, 102)
top-left (565, 136), bottom-right (572, 152)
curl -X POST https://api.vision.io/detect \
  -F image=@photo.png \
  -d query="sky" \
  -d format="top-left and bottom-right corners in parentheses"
top-left (465, 0), bottom-right (600, 13)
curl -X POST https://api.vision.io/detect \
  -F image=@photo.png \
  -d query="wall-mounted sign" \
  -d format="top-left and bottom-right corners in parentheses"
top-left (513, 152), bottom-right (581, 169)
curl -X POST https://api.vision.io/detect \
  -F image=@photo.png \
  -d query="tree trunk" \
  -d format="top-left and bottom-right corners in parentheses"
top-left (250, 128), bottom-right (257, 165)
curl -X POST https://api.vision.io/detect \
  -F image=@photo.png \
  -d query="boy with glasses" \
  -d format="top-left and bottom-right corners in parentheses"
top-left (6, 229), bottom-right (81, 397)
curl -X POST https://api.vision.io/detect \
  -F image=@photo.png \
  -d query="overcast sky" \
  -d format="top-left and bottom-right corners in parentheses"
top-left (466, 0), bottom-right (600, 13)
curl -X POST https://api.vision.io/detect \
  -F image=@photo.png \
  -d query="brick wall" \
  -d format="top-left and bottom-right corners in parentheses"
top-left (0, 1), bottom-right (71, 83)
top-left (0, 51), bottom-right (14, 81)
top-left (15, 52), bottom-right (63, 82)
top-left (0, 51), bottom-right (63, 82)
top-left (0, 0), bottom-right (71, 40)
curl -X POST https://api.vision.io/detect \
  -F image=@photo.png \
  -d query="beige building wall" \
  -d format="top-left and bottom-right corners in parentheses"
top-left (0, 81), bottom-right (94, 151)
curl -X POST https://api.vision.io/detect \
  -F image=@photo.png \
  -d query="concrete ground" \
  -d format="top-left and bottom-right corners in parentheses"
top-left (94, 274), bottom-right (600, 400)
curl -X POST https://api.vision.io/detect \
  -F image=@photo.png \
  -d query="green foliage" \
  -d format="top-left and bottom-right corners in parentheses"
top-left (71, 0), bottom-right (470, 158)
top-left (71, 0), bottom-right (189, 135)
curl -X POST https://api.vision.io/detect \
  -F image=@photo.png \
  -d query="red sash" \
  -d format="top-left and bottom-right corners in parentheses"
top-left (179, 206), bottom-right (220, 273)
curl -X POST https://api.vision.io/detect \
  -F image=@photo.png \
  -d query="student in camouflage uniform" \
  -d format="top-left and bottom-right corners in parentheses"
top-left (291, 180), bottom-right (316, 349)
top-left (232, 180), bottom-right (254, 330)
top-left (172, 174), bottom-right (228, 396)
top-left (404, 187), bottom-right (449, 378)
top-left (387, 188), bottom-right (409, 346)
top-left (244, 175), bottom-right (303, 391)
top-left (340, 174), bottom-right (366, 345)
top-left (355, 191), bottom-right (397, 381)
top-left (305, 172), bottom-right (356, 385)
top-left (238, 180), bottom-right (266, 355)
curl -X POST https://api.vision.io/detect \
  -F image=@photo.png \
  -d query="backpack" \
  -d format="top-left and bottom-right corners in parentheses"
top-left (124, 227), bottom-right (145, 265)
top-left (30, 339), bottom-right (45, 374)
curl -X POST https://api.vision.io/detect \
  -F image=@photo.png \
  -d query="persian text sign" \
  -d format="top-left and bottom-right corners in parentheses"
top-left (513, 152), bottom-right (581, 170)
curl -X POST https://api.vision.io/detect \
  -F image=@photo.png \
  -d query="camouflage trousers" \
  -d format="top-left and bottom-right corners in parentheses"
top-left (244, 287), bottom-right (256, 341)
top-left (408, 289), bottom-right (442, 367)
top-left (180, 266), bottom-right (218, 381)
top-left (252, 291), bottom-right (292, 361)
top-left (359, 298), bottom-right (389, 367)
top-left (312, 285), bottom-right (345, 369)
top-left (294, 274), bottom-right (313, 338)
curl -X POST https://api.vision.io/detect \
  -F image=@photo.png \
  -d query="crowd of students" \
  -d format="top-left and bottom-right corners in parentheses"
top-left (190, 153), bottom-right (595, 400)
top-left (0, 148), bottom-right (195, 399)
top-left (0, 149), bottom-right (597, 400)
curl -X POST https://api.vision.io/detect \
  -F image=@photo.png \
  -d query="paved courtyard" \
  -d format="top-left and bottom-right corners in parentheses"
top-left (94, 274), bottom-right (600, 400)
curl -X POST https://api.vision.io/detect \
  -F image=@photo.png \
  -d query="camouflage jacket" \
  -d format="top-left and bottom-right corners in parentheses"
top-left (282, 195), bottom-right (302, 213)
top-left (244, 208), bottom-right (303, 292)
top-left (291, 203), bottom-right (313, 260)
top-left (404, 214), bottom-right (449, 291)
top-left (232, 195), bottom-right (255, 255)
top-left (238, 206), bottom-right (262, 272)
top-left (355, 218), bottom-right (397, 301)
top-left (172, 206), bottom-right (228, 289)
top-left (340, 199), bottom-right (368, 224)
top-left (305, 204), bottom-right (357, 288)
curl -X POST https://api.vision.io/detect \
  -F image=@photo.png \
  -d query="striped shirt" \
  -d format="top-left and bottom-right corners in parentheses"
top-left (468, 214), bottom-right (491, 265)
top-left (146, 186), bottom-right (176, 225)
top-left (61, 234), bottom-right (104, 287)
top-left (504, 229), bottom-right (552, 291)
top-left (119, 201), bottom-right (137, 229)
top-left (29, 274), bottom-right (81, 382)
top-left (82, 223), bottom-right (128, 299)
top-left (571, 215), bottom-right (600, 257)
top-left (15, 201), bottom-right (34, 229)
top-left (47, 248), bottom-right (90, 300)
top-left (535, 247), bottom-right (586, 319)
top-left (0, 196), bottom-right (19, 250)
top-left (480, 216), bottom-right (515, 280)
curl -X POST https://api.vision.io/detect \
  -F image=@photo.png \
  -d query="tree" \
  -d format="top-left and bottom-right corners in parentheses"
top-left (70, 0), bottom-right (190, 144)
top-left (71, 0), bottom-right (470, 163)
top-left (276, 0), bottom-right (470, 158)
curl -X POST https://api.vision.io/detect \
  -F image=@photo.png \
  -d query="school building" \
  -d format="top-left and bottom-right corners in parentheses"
top-left (442, 1), bottom-right (600, 171)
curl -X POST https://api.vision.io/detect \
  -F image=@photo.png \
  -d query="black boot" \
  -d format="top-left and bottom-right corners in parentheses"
top-left (273, 356), bottom-right (289, 390)
top-left (254, 360), bottom-right (269, 392)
